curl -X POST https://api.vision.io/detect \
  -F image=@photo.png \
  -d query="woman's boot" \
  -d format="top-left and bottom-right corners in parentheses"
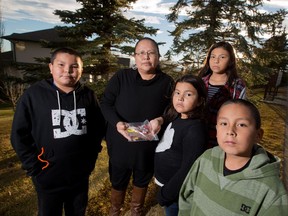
top-left (109, 188), bottom-right (126, 216)
top-left (130, 186), bottom-right (147, 216)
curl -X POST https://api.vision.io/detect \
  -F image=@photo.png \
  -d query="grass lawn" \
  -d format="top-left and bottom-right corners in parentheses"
top-left (0, 87), bottom-right (287, 216)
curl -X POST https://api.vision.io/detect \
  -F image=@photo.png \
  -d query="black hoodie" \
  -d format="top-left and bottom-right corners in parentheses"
top-left (11, 79), bottom-right (105, 193)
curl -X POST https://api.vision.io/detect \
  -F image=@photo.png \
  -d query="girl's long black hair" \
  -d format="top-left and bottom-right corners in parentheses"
top-left (198, 41), bottom-right (239, 86)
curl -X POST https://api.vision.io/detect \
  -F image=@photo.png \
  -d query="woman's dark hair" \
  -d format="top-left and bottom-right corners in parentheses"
top-left (219, 99), bottom-right (261, 129)
top-left (50, 47), bottom-right (82, 64)
top-left (198, 41), bottom-right (238, 86)
top-left (134, 37), bottom-right (161, 57)
top-left (164, 74), bottom-right (207, 122)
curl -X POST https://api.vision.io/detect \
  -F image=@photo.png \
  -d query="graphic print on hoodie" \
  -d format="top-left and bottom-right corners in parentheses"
top-left (52, 108), bottom-right (87, 138)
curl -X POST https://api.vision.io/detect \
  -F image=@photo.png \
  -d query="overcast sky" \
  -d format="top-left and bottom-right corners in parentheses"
top-left (2, 0), bottom-right (288, 60)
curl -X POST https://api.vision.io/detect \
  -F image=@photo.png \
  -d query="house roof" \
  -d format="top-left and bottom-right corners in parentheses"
top-left (1, 28), bottom-right (66, 43)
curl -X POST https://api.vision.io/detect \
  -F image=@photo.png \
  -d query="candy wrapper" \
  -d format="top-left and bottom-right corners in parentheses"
top-left (126, 120), bottom-right (159, 142)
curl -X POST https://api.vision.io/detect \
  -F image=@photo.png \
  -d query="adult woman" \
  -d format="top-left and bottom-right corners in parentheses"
top-left (100, 37), bottom-right (174, 215)
top-left (198, 41), bottom-right (246, 148)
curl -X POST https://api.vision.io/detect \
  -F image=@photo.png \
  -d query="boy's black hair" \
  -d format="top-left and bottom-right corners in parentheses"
top-left (50, 47), bottom-right (82, 64)
top-left (219, 99), bottom-right (261, 129)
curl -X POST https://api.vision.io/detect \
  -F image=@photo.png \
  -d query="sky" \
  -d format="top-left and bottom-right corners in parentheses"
top-left (1, 0), bottom-right (288, 61)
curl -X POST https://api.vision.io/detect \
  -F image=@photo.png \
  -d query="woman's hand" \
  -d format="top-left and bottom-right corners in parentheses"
top-left (149, 117), bottom-right (164, 136)
top-left (116, 121), bottom-right (132, 141)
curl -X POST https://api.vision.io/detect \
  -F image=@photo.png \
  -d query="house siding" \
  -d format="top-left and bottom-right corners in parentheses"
top-left (15, 42), bottom-right (51, 64)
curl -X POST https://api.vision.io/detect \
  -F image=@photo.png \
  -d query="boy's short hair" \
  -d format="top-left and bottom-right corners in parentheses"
top-left (218, 99), bottom-right (261, 129)
top-left (50, 47), bottom-right (82, 64)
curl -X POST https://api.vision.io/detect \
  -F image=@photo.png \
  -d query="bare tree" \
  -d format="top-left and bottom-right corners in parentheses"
top-left (0, 0), bottom-right (4, 53)
top-left (0, 0), bottom-right (7, 104)
top-left (0, 67), bottom-right (26, 110)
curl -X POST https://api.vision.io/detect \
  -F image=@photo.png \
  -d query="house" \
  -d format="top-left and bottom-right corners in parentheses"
top-left (2, 28), bottom-right (66, 64)
top-left (1, 28), bottom-right (131, 81)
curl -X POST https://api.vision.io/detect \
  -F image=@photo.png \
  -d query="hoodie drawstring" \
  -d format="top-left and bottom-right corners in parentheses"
top-left (56, 90), bottom-right (61, 117)
top-left (56, 90), bottom-right (78, 125)
top-left (73, 91), bottom-right (78, 125)
top-left (37, 147), bottom-right (49, 170)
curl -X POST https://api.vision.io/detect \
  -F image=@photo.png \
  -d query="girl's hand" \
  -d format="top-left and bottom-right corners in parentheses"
top-left (116, 121), bottom-right (132, 141)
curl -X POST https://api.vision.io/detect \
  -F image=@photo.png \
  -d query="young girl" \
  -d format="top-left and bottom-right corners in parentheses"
top-left (154, 74), bottom-right (207, 216)
top-left (199, 41), bottom-right (246, 148)
top-left (179, 99), bottom-right (288, 215)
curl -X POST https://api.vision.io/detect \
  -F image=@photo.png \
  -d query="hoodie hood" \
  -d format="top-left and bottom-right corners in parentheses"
top-left (212, 144), bottom-right (280, 181)
top-left (38, 78), bottom-right (82, 91)
top-left (39, 79), bottom-right (82, 131)
top-left (24, 78), bottom-right (90, 142)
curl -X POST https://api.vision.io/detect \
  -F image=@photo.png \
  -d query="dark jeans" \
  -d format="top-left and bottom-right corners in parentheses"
top-left (36, 180), bottom-right (89, 216)
top-left (164, 202), bottom-right (178, 216)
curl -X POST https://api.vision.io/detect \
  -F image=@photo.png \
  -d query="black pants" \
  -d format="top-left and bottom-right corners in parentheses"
top-left (36, 180), bottom-right (89, 216)
top-left (109, 161), bottom-right (153, 190)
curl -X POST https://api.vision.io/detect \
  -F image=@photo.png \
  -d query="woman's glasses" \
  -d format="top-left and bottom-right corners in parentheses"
top-left (135, 51), bottom-right (157, 57)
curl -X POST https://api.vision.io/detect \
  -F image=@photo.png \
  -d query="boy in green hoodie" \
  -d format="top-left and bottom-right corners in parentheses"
top-left (179, 99), bottom-right (288, 216)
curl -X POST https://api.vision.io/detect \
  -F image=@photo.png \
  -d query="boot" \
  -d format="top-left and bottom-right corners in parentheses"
top-left (109, 188), bottom-right (126, 216)
top-left (130, 186), bottom-right (147, 216)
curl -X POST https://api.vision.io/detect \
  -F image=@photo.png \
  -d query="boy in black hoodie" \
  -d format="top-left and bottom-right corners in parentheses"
top-left (10, 47), bottom-right (105, 216)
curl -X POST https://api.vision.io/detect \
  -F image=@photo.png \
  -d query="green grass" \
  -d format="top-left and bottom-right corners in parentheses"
top-left (0, 107), bottom-right (38, 216)
top-left (0, 87), bottom-right (287, 216)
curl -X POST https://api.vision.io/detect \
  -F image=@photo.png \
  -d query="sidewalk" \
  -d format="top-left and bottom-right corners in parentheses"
top-left (261, 95), bottom-right (288, 106)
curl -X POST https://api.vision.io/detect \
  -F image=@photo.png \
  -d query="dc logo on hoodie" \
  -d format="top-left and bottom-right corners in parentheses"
top-left (52, 108), bottom-right (87, 138)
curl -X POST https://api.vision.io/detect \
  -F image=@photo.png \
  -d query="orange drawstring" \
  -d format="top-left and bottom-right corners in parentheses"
top-left (37, 147), bottom-right (49, 170)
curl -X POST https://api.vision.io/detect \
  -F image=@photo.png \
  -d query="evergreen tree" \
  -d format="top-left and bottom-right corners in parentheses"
top-left (53, 0), bottom-right (158, 77)
top-left (255, 32), bottom-right (288, 72)
top-left (237, 31), bottom-right (288, 87)
top-left (166, 0), bottom-right (287, 71)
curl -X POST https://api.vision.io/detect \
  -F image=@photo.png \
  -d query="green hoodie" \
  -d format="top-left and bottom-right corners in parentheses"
top-left (179, 144), bottom-right (288, 216)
